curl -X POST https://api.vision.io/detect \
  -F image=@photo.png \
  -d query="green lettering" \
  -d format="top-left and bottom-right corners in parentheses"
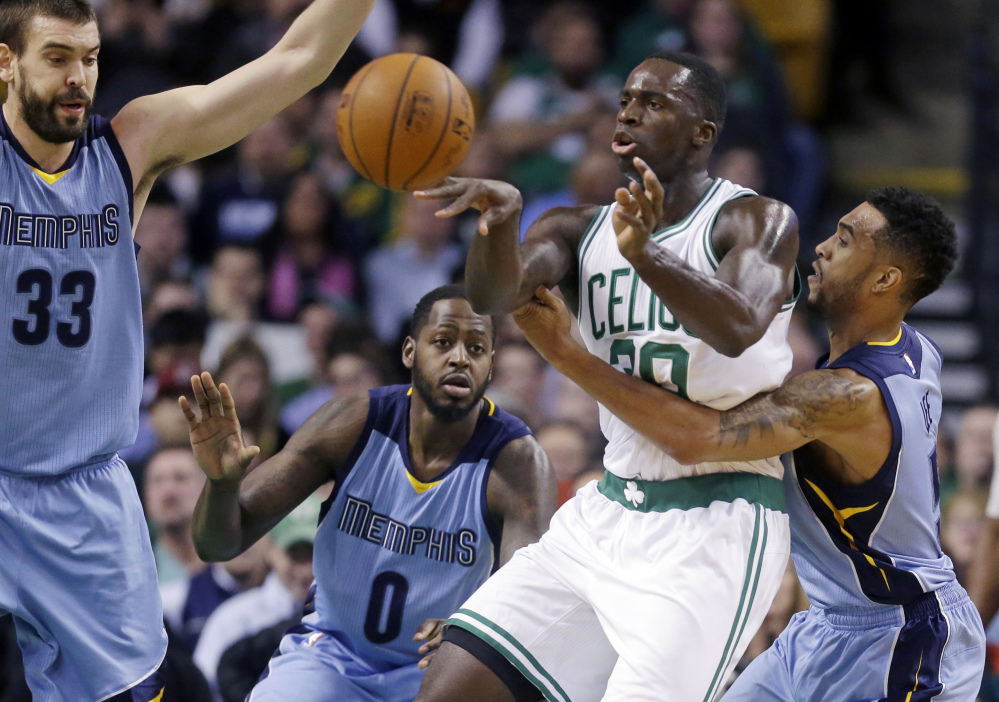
top-left (587, 273), bottom-right (606, 339)
top-left (627, 270), bottom-right (644, 332)
top-left (608, 268), bottom-right (629, 335)
top-left (658, 300), bottom-right (679, 331)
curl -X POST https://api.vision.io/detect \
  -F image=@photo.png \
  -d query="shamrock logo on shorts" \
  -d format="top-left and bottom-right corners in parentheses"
top-left (624, 481), bottom-right (645, 508)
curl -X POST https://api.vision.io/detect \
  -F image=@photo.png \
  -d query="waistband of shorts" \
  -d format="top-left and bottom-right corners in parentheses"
top-left (822, 580), bottom-right (971, 629)
top-left (597, 470), bottom-right (786, 513)
top-left (0, 453), bottom-right (119, 480)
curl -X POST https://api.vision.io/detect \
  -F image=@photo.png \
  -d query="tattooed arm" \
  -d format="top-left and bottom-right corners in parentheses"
top-left (512, 288), bottom-right (893, 480)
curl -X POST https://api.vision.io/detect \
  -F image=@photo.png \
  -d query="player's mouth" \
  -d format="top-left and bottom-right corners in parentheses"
top-left (612, 131), bottom-right (638, 155)
top-left (57, 100), bottom-right (87, 117)
top-left (808, 260), bottom-right (822, 284)
top-left (441, 373), bottom-right (472, 399)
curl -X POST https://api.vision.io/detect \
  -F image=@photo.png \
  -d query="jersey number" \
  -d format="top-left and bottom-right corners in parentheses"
top-left (12, 269), bottom-right (95, 348)
top-left (364, 571), bottom-right (409, 644)
top-left (610, 339), bottom-right (690, 399)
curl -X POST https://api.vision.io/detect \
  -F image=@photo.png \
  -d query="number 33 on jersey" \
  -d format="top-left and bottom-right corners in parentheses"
top-left (0, 114), bottom-right (141, 476)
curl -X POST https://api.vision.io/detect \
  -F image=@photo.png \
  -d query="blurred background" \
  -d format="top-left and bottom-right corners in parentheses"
top-left (2, 0), bottom-right (999, 699)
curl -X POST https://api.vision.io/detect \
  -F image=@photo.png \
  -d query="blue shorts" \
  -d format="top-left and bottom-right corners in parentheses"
top-left (249, 624), bottom-right (424, 702)
top-left (723, 581), bottom-right (985, 702)
top-left (0, 456), bottom-right (168, 702)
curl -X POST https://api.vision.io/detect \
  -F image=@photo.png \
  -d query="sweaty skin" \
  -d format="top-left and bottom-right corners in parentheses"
top-left (415, 58), bottom-right (798, 358)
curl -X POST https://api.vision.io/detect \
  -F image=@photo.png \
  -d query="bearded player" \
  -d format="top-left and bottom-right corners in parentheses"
top-left (0, 0), bottom-right (374, 699)
top-left (413, 51), bottom-right (800, 702)
top-left (515, 187), bottom-right (985, 702)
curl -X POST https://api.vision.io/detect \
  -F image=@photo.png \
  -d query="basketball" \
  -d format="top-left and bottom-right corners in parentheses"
top-left (336, 53), bottom-right (476, 191)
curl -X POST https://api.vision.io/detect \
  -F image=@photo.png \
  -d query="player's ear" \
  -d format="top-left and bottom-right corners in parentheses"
top-left (692, 120), bottom-right (717, 148)
top-left (402, 337), bottom-right (416, 370)
top-left (0, 44), bottom-right (15, 85)
top-left (872, 265), bottom-right (903, 296)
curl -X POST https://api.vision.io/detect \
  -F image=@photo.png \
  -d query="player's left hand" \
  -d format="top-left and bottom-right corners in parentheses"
top-left (414, 618), bottom-right (446, 669)
top-left (613, 157), bottom-right (664, 262)
top-left (512, 286), bottom-right (577, 366)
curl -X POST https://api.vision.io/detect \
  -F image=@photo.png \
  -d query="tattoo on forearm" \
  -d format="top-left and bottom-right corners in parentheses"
top-left (717, 371), bottom-right (867, 448)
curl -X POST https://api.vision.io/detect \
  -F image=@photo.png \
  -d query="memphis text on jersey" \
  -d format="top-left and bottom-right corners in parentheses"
top-left (338, 495), bottom-right (479, 566)
top-left (0, 203), bottom-right (122, 249)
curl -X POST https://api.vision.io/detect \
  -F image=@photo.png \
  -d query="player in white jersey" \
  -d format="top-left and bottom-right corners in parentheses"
top-left (412, 51), bottom-right (799, 702)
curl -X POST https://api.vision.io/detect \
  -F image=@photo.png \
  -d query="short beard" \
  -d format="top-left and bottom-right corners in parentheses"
top-left (411, 352), bottom-right (490, 423)
top-left (17, 67), bottom-right (92, 144)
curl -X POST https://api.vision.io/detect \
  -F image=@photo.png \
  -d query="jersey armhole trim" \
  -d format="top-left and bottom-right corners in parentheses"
top-left (96, 118), bottom-right (135, 227)
top-left (701, 191), bottom-right (755, 271)
top-left (319, 392), bottom-right (380, 525)
top-left (576, 205), bottom-right (609, 263)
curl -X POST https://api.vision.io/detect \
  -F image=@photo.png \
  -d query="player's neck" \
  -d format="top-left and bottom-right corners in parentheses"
top-left (1, 101), bottom-right (76, 174)
top-left (407, 399), bottom-right (482, 481)
top-left (826, 312), bottom-right (905, 363)
top-left (656, 170), bottom-right (714, 230)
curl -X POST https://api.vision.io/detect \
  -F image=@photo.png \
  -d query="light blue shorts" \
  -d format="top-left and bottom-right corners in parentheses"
top-left (0, 456), bottom-right (167, 702)
top-left (249, 624), bottom-right (424, 702)
top-left (723, 580), bottom-right (985, 702)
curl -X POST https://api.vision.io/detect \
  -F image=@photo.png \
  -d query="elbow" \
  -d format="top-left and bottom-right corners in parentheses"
top-left (193, 535), bottom-right (240, 564)
top-left (467, 286), bottom-right (515, 316)
top-left (712, 324), bottom-right (766, 358)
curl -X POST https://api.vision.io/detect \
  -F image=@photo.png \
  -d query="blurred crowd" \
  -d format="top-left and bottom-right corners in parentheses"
top-left (3, 0), bottom-right (998, 700)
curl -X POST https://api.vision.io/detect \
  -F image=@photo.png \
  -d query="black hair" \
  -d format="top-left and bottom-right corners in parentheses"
top-left (866, 186), bottom-right (958, 305)
top-left (410, 284), bottom-right (497, 341)
top-left (0, 0), bottom-right (96, 55)
top-left (148, 309), bottom-right (207, 348)
top-left (644, 51), bottom-right (727, 133)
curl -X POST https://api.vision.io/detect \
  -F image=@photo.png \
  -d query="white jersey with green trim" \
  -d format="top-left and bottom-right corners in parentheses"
top-left (577, 177), bottom-right (798, 482)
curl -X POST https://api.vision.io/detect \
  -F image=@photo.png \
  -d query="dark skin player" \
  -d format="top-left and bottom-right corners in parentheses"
top-left (514, 202), bottom-right (902, 484)
top-left (180, 297), bottom-right (556, 666)
top-left (416, 55), bottom-right (798, 358)
top-left (412, 54), bottom-right (798, 702)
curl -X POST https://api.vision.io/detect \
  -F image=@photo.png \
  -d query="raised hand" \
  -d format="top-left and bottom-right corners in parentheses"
top-left (179, 371), bottom-right (260, 485)
top-left (414, 176), bottom-right (522, 236)
top-left (613, 157), bottom-right (664, 262)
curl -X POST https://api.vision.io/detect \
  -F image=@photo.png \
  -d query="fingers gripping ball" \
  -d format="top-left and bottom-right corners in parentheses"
top-left (336, 53), bottom-right (476, 191)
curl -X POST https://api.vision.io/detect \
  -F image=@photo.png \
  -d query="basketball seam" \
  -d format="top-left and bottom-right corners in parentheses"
top-left (385, 54), bottom-right (421, 190)
top-left (403, 61), bottom-right (454, 190)
top-left (348, 62), bottom-right (378, 183)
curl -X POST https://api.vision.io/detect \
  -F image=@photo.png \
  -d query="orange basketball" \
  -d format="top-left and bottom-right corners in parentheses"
top-left (336, 53), bottom-right (475, 191)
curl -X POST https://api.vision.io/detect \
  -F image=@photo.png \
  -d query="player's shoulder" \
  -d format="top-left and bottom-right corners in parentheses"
top-left (481, 397), bottom-right (533, 443)
top-left (717, 193), bottom-right (797, 230)
top-left (712, 192), bottom-right (799, 259)
top-left (526, 203), bottom-right (604, 249)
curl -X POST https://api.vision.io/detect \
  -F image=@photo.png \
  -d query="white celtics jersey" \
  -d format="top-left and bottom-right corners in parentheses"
top-left (577, 178), bottom-right (798, 482)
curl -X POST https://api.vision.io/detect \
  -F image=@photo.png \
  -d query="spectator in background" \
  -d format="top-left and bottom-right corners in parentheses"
top-left (941, 489), bottom-right (989, 587)
top-left (161, 536), bottom-right (274, 653)
top-left (536, 420), bottom-right (594, 507)
top-left (943, 404), bottom-right (998, 504)
top-left (685, 0), bottom-right (824, 230)
top-left (520, 148), bottom-right (628, 238)
top-left (710, 141), bottom-right (767, 194)
top-left (194, 497), bottom-right (322, 698)
top-left (205, 245), bottom-right (267, 324)
top-left (277, 301), bottom-right (341, 407)
top-left (971, 415), bottom-right (999, 701)
top-left (134, 184), bottom-right (192, 304)
top-left (489, 341), bottom-right (550, 429)
top-left (488, 1), bottom-right (619, 196)
top-left (363, 197), bottom-right (464, 345)
top-left (192, 118), bottom-right (295, 263)
top-left (280, 320), bottom-right (388, 434)
top-left (145, 280), bottom-right (203, 330)
top-left (215, 337), bottom-right (284, 461)
top-left (611, 0), bottom-right (693, 79)
top-left (216, 616), bottom-right (300, 702)
top-left (145, 448), bottom-right (207, 585)
top-left (210, 0), bottom-right (311, 79)
top-left (308, 88), bottom-right (393, 251)
top-left (267, 172), bottom-right (358, 322)
top-left (551, 375), bottom-right (603, 440)
top-left (356, 0), bottom-right (504, 92)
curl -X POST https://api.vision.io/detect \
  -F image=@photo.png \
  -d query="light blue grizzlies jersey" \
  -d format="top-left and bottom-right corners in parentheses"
top-left (0, 112), bottom-right (141, 476)
top-left (311, 385), bottom-right (531, 668)
top-left (786, 323), bottom-right (955, 609)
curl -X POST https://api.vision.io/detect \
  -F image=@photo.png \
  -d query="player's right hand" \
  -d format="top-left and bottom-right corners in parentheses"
top-left (414, 177), bottom-right (523, 236)
top-left (179, 371), bottom-right (260, 485)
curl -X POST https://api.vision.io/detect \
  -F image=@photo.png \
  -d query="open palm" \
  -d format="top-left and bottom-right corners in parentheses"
top-left (179, 371), bottom-right (260, 484)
